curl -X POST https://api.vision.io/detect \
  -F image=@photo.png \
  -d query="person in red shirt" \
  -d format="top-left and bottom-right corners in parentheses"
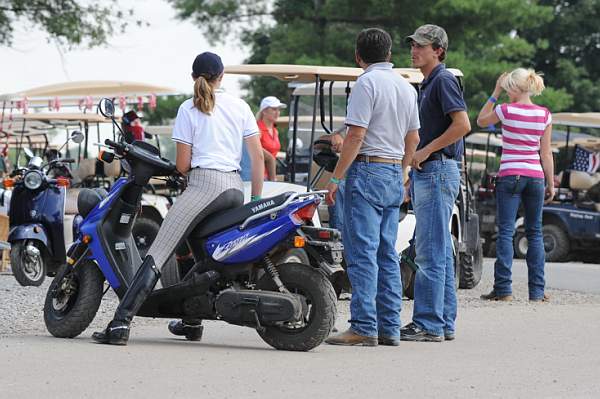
top-left (122, 110), bottom-right (146, 142)
top-left (256, 96), bottom-right (286, 180)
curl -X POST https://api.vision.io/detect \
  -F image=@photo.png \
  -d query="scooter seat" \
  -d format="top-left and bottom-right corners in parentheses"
top-left (190, 192), bottom-right (293, 239)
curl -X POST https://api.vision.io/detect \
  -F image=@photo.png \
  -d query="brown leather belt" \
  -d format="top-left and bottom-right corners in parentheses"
top-left (355, 154), bottom-right (402, 165)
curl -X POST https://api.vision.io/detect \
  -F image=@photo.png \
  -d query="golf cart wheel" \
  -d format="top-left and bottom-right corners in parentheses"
top-left (132, 217), bottom-right (160, 258)
top-left (459, 240), bottom-right (483, 289)
top-left (513, 224), bottom-right (570, 262)
top-left (543, 224), bottom-right (570, 262)
top-left (159, 256), bottom-right (181, 288)
top-left (10, 240), bottom-right (47, 287)
top-left (400, 236), bottom-right (460, 299)
top-left (44, 261), bottom-right (104, 338)
top-left (514, 232), bottom-right (527, 259)
top-left (256, 263), bottom-right (336, 351)
top-left (400, 245), bottom-right (417, 300)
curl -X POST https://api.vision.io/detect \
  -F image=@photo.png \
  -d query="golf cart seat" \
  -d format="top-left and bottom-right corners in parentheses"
top-left (568, 170), bottom-right (600, 191)
top-left (103, 160), bottom-right (121, 178)
top-left (73, 158), bottom-right (97, 184)
top-left (189, 192), bottom-right (293, 239)
top-left (65, 188), bottom-right (81, 215)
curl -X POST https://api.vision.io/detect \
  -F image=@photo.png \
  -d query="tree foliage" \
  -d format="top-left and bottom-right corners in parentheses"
top-left (169, 0), bottom-right (596, 118)
top-left (0, 0), bottom-right (140, 48)
top-left (143, 94), bottom-right (189, 125)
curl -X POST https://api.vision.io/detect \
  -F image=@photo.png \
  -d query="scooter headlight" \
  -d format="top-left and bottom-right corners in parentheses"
top-left (23, 171), bottom-right (43, 190)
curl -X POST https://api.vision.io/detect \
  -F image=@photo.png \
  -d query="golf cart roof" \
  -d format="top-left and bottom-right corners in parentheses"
top-left (145, 125), bottom-right (174, 136)
top-left (20, 113), bottom-right (116, 124)
top-left (9, 80), bottom-right (176, 100)
top-left (275, 116), bottom-right (346, 132)
top-left (552, 113), bottom-right (600, 129)
top-left (225, 64), bottom-right (463, 84)
top-left (292, 82), bottom-right (355, 96)
top-left (552, 137), bottom-right (600, 150)
top-left (465, 132), bottom-right (503, 147)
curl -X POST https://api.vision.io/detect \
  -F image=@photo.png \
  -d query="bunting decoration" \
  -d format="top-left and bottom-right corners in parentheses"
top-left (85, 96), bottom-right (93, 111)
top-left (149, 94), bottom-right (157, 110)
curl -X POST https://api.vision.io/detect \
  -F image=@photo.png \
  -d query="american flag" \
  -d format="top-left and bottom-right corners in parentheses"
top-left (571, 145), bottom-right (600, 173)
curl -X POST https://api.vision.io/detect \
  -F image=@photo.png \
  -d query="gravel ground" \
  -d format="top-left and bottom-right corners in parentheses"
top-left (2, 258), bottom-right (600, 338)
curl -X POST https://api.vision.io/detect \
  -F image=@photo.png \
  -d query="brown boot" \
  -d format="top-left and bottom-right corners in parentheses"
top-left (530, 293), bottom-right (550, 303)
top-left (480, 290), bottom-right (513, 301)
top-left (325, 329), bottom-right (377, 346)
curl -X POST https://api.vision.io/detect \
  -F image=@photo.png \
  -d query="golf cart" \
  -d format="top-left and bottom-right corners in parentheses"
top-left (224, 64), bottom-right (483, 296)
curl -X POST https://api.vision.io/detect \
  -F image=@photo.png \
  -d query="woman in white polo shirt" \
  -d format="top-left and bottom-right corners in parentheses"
top-left (93, 52), bottom-right (265, 345)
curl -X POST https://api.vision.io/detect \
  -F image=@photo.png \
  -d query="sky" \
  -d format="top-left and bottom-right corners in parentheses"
top-left (0, 0), bottom-right (250, 99)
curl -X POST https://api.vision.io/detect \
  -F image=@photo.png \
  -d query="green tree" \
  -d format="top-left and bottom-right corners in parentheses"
top-left (521, 0), bottom-right (600, 112)
top-left (169, 0), bottom-right (587, 117)
top-left (0, 0), bottom-right (140, 48)
top-left (143, 94), bottom-right (190, 125)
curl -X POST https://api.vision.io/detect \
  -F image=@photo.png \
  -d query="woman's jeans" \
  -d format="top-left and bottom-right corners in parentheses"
top-left (343, 161), bottom-right (404, 339)
top-left (494, 175), bottom-right (546, 300)
top-left (411, 160), bottom-right (460, 336)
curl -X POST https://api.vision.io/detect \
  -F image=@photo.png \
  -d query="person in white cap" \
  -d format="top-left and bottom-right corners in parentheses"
top-left (256, 96), bottom-right (287, 180)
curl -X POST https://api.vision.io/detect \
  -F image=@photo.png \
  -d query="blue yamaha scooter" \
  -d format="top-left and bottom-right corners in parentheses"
top-left (7, 132), bottom-right (84, 286)
top-left (43, 99), bottom-right (342, 351)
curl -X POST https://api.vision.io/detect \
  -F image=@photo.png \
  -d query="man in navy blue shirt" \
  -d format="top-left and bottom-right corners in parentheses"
top-left (401, 24), bottom-right (471, 342)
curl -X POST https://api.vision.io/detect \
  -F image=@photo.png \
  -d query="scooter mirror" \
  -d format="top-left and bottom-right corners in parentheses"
top-left (23, 148), bottom-right (34, 159)
top-left (70, 130), bottom-right (84, 144)
top-left (98, 98), bottom-right (115, 118)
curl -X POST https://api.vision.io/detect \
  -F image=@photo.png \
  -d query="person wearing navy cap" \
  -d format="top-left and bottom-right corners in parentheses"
top-left (401, 25), bottom-right (471, 343)
top-left (93, 51), bottom-right (265, 345)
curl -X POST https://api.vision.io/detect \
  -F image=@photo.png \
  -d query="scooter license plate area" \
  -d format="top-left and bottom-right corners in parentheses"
top-left (300, 226), bottom-right (344, 265)
top-left (205, 214), bottom-right (298, 264)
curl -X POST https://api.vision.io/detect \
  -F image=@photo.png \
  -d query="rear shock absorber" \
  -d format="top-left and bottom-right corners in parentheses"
top-left (263, 256), bottom-right (289, 294)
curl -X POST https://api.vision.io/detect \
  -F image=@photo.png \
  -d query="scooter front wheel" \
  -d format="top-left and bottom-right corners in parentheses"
top-left (255, 263), bottom-right (337, 351)
top-left (44, 261), bottom-right (104, 338)
top-left (10, 240), bottom-right (46, 287)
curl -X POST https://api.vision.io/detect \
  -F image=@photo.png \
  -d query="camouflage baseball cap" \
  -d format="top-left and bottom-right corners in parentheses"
top-left (405, 24), bottom-right (448, 49)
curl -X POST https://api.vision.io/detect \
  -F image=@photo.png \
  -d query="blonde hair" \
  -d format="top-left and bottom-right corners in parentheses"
top-left (193, 75), bottom-right (216, 114)
top-left (501, 68), bottom-right (545, 96)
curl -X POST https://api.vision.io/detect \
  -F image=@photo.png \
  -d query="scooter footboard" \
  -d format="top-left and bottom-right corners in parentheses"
top-left (137, 270), bottom-right (220, 318)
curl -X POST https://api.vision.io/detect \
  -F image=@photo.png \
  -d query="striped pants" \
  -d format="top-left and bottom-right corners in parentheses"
top-left (146, 168), bottom-right (243, 270)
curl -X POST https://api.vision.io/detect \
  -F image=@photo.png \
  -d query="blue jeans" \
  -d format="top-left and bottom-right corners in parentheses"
top-left (343, 161), bottom-right (404, 338)
top-left (411, 160), bottom-right (460, 336)
top-left (494, 175), bottom-right (545, 299)
top-left (328, 180), bottom-right (345, 233)
top-left (239, 142), bottom-right (252, 182)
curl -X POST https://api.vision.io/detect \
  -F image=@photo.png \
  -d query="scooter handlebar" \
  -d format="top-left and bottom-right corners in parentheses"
top-left (104, 139), bottom-right (175, 176)
top-left (104, 139), bottom-right (125, 152)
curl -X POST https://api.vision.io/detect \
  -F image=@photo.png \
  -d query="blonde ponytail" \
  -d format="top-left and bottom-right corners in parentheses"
top-left (502, 68), bottom-right (545, 96)
top-left (193, 75), bottom-right (216, 114)
top-left (526, 70), bottom-right (545, 96)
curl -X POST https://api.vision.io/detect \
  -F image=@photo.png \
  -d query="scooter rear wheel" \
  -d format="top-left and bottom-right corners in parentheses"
top-left (44, 261), bottom-right (105, 338)
top-left (255, 263), bottom-right (337, 351)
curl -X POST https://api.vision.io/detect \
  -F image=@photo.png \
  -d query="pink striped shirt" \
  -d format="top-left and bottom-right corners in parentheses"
top-left (495, 103), bottom-right (551, 178)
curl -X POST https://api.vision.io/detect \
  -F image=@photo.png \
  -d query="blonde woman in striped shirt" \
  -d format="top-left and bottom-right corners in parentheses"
top-left (476, 68), bottom-right (554, 302)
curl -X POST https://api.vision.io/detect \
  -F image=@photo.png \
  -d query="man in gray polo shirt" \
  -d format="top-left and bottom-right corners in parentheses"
top-left (325, 27), bottom-right (420, 346)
